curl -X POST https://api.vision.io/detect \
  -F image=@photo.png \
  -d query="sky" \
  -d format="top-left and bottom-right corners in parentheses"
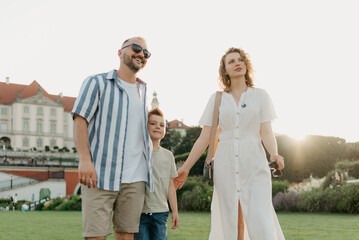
top-left (0, 0), bottom-right (358, 142)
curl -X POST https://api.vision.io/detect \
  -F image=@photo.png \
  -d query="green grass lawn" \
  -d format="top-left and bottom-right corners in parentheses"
top-left (0, 211), bottom-right (358, 240)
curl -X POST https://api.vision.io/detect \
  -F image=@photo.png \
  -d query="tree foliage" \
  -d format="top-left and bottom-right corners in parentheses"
top-left (163, 126), bottom-right (359, 183)
top-left (174, 127), bottom-right (201, 155)
top-left (161, 129), bottom-right (182, 153)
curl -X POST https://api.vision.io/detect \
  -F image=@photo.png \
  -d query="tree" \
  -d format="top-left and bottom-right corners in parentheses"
top-left (161, 129), bottom-right (182, 153)
top-left (174, 127), bottom-right (202, 155)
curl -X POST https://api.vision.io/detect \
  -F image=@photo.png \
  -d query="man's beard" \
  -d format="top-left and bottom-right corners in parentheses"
top-left (123, 53), bottom-right (143, 73)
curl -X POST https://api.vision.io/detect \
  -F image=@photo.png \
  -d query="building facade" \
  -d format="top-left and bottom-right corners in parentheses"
top-left (0, 79), bottom-right (76, 151)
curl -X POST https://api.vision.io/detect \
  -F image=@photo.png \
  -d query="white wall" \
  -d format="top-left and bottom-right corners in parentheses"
top-left (0, 179), bottom-right (66, 202)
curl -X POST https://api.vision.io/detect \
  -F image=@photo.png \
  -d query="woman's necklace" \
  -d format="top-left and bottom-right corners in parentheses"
top-left (231, 88), bottom-right (248, 108)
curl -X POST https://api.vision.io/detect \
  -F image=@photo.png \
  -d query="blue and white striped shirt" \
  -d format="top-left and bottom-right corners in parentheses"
top-left (72, 69), bottom-right (153, 192)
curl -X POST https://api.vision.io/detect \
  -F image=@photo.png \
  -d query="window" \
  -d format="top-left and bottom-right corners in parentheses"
top-left (50, 122), bottom-right (56, 133)
top-left (23, 138), bottom-right (29, 147)
top-left (37, 121), bottom-right (43, 133)
top-left (37, 107), bottom-right (43, 115)
top-left (23, 120), bottom-right (30, 132)
top-left (51, 108), bottom-right (56, 116)
top-left (24, 106), bottom-right (29, 114)
top-left (1, 108), bottom-right (7, 115)
top-left (37, 138), bottom-right (43, 148)
top-left (1, 122), bottom-right (7, 131)
top-left (50, 139), bottom-right (56, 148)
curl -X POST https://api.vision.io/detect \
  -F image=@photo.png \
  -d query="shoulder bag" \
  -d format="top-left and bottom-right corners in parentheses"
top-left (203, 91), bottom-right (222, 181)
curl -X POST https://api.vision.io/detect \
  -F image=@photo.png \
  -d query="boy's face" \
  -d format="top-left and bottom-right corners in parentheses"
top-left (147, 114), bottom-right (166, 141)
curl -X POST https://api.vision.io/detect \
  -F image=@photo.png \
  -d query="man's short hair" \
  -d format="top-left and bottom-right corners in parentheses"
top-left (122, 36), bottom-right (147, 48)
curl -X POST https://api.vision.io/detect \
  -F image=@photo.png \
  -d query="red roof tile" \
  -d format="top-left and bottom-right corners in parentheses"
top-left (0, 80), bottom-right (76, 112)
top-left (167, 119), bottom-right (189, 129)
top-left (0, 82), bottom-right (27, 104)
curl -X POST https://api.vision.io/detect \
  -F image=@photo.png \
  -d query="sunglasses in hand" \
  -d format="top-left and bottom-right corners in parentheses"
top-left (122, 43), bottom-right (151, 59)
top-left (268, 161), bottom-right (282, 178)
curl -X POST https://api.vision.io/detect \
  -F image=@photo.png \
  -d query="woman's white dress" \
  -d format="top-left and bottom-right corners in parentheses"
top-left (199, 87), bottom-right (285, 240)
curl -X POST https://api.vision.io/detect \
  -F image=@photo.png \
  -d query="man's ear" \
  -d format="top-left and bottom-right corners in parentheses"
top-left (118, 49), bottom-right (122, 57)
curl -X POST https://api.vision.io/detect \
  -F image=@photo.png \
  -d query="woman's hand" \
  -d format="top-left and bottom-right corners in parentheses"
top-left (270, 154), bottom-right (284, 170)
top-left (174, 167), bottom-right (190, 190)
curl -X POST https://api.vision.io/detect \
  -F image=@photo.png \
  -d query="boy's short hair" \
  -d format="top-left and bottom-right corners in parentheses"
top-left (148, 108), bottom-right (164, 118)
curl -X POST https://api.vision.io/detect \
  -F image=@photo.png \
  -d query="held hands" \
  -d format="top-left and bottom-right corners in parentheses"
top-left (270, 154), bottom-right (285, 170)
top-left (173, 167), bottom-right (190, 190)
top-left (171, 212), bottom-right (179, 230)
top-left (78, 159), bottom-right (97, 188)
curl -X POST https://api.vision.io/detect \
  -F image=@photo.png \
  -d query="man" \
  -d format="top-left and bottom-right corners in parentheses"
top-left (72, 37), bottom-right (153, 240)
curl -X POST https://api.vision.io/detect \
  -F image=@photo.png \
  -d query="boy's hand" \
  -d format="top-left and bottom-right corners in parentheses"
top-left (174, 168), bottom-right (189, 189)
top-left (171, 212), bottom-right (179, 229)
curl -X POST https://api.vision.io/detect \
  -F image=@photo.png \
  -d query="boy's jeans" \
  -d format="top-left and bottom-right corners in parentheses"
top-left (134, 212), bottom-right (169, 240)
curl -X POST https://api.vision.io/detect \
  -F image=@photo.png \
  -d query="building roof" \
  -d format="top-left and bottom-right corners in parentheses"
top-left (0, 80), bottom-right (76, 112)
top-left (167, 119), bottom-right (189, 129)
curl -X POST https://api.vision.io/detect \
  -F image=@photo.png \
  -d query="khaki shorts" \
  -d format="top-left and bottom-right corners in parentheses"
top-left (81, 181), bottom-right (146, 238)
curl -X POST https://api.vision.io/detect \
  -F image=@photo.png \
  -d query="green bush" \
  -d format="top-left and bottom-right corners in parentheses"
top-left (297, 189), bottom-right (324, 212)
top-left (177, 176), bottom-right (213, 212)
top-left (44, 197), bottom-right (63, 210)
top-left (53, 195), bottom-right (81, 211)
top-left (0, 198), bottom-right (12, 208)
top-left (175, 152), bottom-right (207, 176)
top-left (336, 160), bottom-right (359, 178)
top-left (322, 170), bottom-right (347, 190)
top-left (297, 183), bottom-right (359, 213)
top-left (174, 152), bottom-right (189, 163)
top-left (55, 200), bottom-right (76, 211)
top-left (272, 180), bottom-right (290, 198)
top-left (36, 202), bottom-right (44, 210)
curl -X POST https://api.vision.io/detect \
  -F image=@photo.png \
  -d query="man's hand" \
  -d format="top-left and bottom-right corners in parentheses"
top-left (171, 212), bottom-right (179, 230)
top-left (78, 159), bottom-right (97, 188)
top-left (174, 168), bottom-right (189, 190)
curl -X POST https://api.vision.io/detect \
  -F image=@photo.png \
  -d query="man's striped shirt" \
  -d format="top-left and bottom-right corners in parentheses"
top-left (72, 69), bottom-right (153, 191)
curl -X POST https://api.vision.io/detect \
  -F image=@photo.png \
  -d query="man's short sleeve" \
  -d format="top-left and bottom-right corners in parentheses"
top-left (71, 76), bottom-right (99, 123)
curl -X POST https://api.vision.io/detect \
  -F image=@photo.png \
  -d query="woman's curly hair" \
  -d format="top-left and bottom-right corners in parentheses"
top-left (218, 47), bottom-right (254, 91)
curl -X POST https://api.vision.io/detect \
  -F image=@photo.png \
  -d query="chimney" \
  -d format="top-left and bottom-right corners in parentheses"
top-left (6, 77), bottom-right (9, 85)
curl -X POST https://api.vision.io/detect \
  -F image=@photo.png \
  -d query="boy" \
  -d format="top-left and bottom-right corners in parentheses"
top-left (135, 108), bottom-right (179, 240)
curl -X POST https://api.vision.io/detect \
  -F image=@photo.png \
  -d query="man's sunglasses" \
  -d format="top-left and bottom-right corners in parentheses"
top-left (268, 161), bottom-right (282, 178)
top-left (122, 43), bottom-right (151, 59)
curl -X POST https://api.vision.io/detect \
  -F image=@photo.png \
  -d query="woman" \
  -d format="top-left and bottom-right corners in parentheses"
top-left (174, 47), bottom-right (285, 240)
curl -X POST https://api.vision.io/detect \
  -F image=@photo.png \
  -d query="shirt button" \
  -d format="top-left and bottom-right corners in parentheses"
top-left (237, 190), bottom-right (240, 192)
top-left (236, 112), bottom-right (240, 115)
top-left (235, 154), bottom-right (238, 157)
top-left (236, 171), bottom-right (239, 174)
top-left (235, 137), bottom-right (239, 140)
